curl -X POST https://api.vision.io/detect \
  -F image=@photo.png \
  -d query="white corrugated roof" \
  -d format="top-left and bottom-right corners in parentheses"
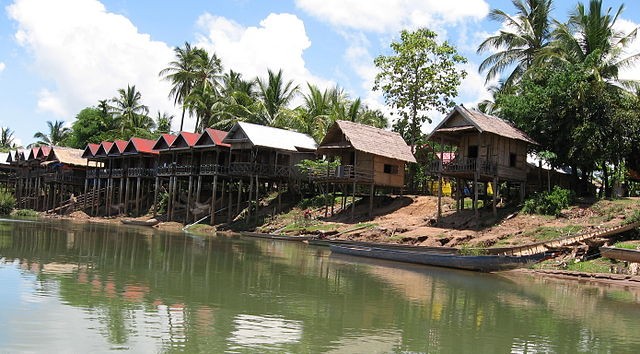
top-left (225, 122), bottom-right (317, 152)
top-left (0, 152), bottom-right (9, 165)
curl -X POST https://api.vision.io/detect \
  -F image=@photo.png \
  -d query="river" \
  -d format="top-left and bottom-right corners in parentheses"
top-left (0, 218), bottom-right (639, 353)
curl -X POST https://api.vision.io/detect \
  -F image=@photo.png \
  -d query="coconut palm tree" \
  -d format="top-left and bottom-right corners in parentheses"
top-left (186, 49), bottom-right (223, 132)
top-left (0, 127), bottom-right (16, 149)
top-left (111, 85), bottom-right (150, 132)
top-left (256, 69), bottom-right (299, 127)
top-left (159, 42), bottom-right (198, 131)
top-left (551, 0), bottom-right (640, 89)
top-left (155, 111), bottom-right (174, 134)
top-left (33, 120), bottom-right (70, 146)
top-left (477, 0), bottom-right (553, 87)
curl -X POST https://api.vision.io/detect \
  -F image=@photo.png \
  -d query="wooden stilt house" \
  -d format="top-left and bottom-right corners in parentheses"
top-left (314, 120), bottom-right (416, 218)
top-left (120, 138), bottom-right (158, 216)
top-left (42, 146), bottom-right (96, 213)
top-left (426, 105), bottom-right (537, 221)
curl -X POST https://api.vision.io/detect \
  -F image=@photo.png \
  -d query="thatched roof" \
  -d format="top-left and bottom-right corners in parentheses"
top-left (318, 120), bottom-right (416, 163)
top-left (428, 105), bottom-right (537, 144)
top-left (46, 146), bottom-right (92, 167)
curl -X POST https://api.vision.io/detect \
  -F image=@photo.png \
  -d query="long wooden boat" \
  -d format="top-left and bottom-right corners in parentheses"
top-left (240, 231), bottom-right (316, 241)
top-left (330, 244), bottom-right (549, 272)
top-left (310, 239), bottom-right (460, 254)
top-left (121, 218), bottom-right (160, 227)
top-left (600, 246), bottom-right (640, 263)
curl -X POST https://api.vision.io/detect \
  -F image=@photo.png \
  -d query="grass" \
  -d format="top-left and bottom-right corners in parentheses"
top-left (525, 225), bottom-right (584, 242)
top-left (565, 258), bottom-right (612, 273)
top-left (11, 209), bottom-right (39, 218)
top-left (589, 198), bottom-right (640, 223)
top-left (612, 242), bottom-right (639, 250)
top-left (463, 199), bottom-right (484, 209)
top-left (280, 220), bottom-right (341, 234)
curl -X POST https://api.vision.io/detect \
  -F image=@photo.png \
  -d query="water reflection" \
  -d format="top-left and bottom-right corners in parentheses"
top-left (0, 219), bottom-right (639, 352)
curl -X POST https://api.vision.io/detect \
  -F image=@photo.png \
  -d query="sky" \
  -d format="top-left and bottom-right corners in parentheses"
top-left (0, 0), bottom-right (639, 147)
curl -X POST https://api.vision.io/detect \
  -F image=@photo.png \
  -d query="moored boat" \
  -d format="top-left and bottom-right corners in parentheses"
top-left (330, 244), bottom-right (549, 272)
top-left (240, 231), bottom-right (316, 241)
top-left (600, 246), bottom-right (640, 263)
top-left (121, 218), bottom-right (160, 227)
top-left (310, 239), bottom-right (460, 254)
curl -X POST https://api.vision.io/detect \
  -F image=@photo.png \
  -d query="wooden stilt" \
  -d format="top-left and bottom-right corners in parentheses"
top-left (227, 183), bottom-right (233, 223)
top-left (351, 180), bottom-right (356, 221)
top-left (254, 175), bottom-right (259, 225)
top-left (493, 176), bottom-right (498, 217)
top-left (135, 176), bottom-right (141, 216)
top-left (368, 184), bottom-right (375, 218)
top-left (153, 176), bottom-right (159, 217)
top-left (210, 174), bottom-right (218, 226)
top-left (186, 175), bottom-right (193, 224)
top-left (124, 177), bottom-right (130, 215)
top-left (247, 175), bottom-right (254, 222)
top-left (236, 179), bottom-right (243, 216)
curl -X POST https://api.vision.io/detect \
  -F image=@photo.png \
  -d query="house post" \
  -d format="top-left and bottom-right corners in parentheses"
top-left (210, 174), bottom-right (218, 226)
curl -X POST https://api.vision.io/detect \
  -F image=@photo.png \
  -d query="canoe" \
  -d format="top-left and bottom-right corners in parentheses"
top-left (240, 231), bottom-right (316, 241)
top-left (310, 239), bottom-right (460, 254)
top-left (121, 218), bottom-right (160, 227)
top-left (600, 246), bottom-right (640, 263)
top-left (330, 244), bottom-right (549, 272)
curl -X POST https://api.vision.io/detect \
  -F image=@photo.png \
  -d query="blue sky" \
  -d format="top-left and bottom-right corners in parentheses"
top-left (0, 0), bottom-right (639, 146)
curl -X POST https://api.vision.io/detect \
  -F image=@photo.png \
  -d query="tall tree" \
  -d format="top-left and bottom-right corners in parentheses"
top-left (33, 120), bottom-right (70, 146)
top-left (159, 42), bottom-right (198, 131)
top-left (374, 28), bottom-right (467, 153)
top-left (477, 0), bottom-right (553, 88)
top-left (551, 0), bottom-right (639, 89)
top-left (256, 69), bottom-right (299, 127)
top-left (110, 85), bottom-right (150, 133)
top-left (185, 49), bottom-right (223, 132)
top-left (155, 111), bottom-right (174, 134)
top-left (0, 127), bottom-right (16, 150)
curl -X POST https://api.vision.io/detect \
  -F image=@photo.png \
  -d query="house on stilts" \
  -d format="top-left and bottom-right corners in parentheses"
top-left (313, 120), bottom-right (416, 219)
top-left (426, 105), bottom-right (537, 221)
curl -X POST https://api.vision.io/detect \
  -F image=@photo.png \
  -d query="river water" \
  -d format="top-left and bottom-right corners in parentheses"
top-left (0, 218), bottom-right (639, 353)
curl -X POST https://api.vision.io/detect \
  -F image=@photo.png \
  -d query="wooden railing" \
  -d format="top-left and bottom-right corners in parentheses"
top-left (157, 165), bottom-right (173, 176)
top-left (229, 163), bottom-right (292, 177)
top-left (309, 165), bottom-right (373, 182)
top-left (427, 157), bottom-right (497, 175)
top-left (111, 168), bottom-right (124, 178)
top-left (175, 165), bottom-right (195, 176)
top-left (200, 164), bottom-right (226, 175)
top-left (128, 167), bottom-right (155, 177)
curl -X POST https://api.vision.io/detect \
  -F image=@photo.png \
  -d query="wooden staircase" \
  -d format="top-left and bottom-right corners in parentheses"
top-left (47, 187), bottom-right (108, 214)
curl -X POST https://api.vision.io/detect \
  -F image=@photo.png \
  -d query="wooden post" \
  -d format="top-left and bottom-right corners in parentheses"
top-left (368, 184), bottom-right (374, 218)
top-left (227, 182), bottom-right (233, 223)
top-left (196, 175), bottom-right (202, 207)
top-left (124, 177), bottom-right (130, 215)
top-left (492, 176), bottom-right (499, 217)
top-left (351, 180), bottom-right (356, 221)
top-left (153, 176), bottom-right (159, 217)
top-left (167, 176), bottom-right (174, 220)
top-left (437, 137), bottom-right (444, 222)
top-left (210, 174), bottom-right (218, 226)
top-left (236, 179), bottom-right (243, 216)
top-left (135, 176), bottom-right (141, 216)
top-left (247, 175), bottom-right (254, 221)
top-left (277, 182), bottom-right (282, 213)
top-left (255, 175), bottom-right (259, 224)
top-left (186, 175), bottom-right (193, 224)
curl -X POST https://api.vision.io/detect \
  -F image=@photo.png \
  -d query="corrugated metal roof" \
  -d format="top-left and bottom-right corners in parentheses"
top-left (223, 122), bottom-right (316, 152)
top-left (152, 134), bottom-right (178, 151)
top-left (47, 146), bottom-right (90, 167)
top-left (82, 143), bottom-right (100, 158)
top-left (318, 120), bottom-right (416, 163)
top-left (107, 140), bottom-right (128, 156)
top-left (126, 137), bottom-right (158, 155)
top-left (195, 128), bottom-right (230, 148)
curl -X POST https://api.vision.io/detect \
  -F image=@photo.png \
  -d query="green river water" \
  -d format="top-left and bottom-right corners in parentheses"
top-left (0, 218), bottom-right (639, 353)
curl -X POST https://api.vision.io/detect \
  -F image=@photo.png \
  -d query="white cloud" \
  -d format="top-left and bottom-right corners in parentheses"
top-left (0, 62), bottom-right (5, 73)
top-left (7, 0), bottom-right (178, 128)
top-left (295, 0), bottom-right (489, 33)
top-left (614, 18), bottom-right (640, 82)
top-left (195, 12), bottom-right (332, 94)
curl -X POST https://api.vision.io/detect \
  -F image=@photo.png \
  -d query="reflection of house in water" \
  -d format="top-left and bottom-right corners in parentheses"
top-left (228, 314), bottom-right (302, 350)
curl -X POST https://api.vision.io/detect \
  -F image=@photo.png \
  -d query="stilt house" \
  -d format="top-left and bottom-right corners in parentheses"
top-left (426, 105), bottom-right (537, 219)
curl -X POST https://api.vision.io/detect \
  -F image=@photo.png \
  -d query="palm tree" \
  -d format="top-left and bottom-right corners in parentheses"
top-left (155, 111), bottom-right (173, 134)
top-left (256, 69), bottom-right (299, 127)
top-left (33, 120), bottom-right (70, 146)
top-left (0, 127), bottom-right (16, 149)
top-left (551, 0), bottom-right (640, 88)
top-left (186, 49), bottom-right (223, 132)
top-left (477, 0), bottom-right (553, 87)
top-left (111, 85), bottom-right (150, 132)
top-left (159, 42), bottom-right (198, 131)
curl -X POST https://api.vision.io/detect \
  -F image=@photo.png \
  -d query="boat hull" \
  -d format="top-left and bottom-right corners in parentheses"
top-left (330, 244), bottom-right (547, 272)
top-left (600, 246), bottom-right (640, 263)
top-left (121, 219), bottom-right (160, 227)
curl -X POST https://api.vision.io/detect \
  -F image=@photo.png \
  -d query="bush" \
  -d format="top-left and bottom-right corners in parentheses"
top-left (0, 191), bottom-right (16, 215)
top-left (522, 186), bottom-right (573, 216)
top-left (11, 209), bottom-right (39, 218)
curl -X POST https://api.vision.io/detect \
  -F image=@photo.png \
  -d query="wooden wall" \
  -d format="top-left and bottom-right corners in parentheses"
top-left (457, 132), bottom-right (528, 181)
top-left (372, 155), bottom-right (405, 187)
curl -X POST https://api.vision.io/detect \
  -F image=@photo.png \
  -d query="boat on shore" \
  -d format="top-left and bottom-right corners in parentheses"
top-left (240, 231), bottom-right (316, 241)
top-left (600, 246), bottom-right (640, 263)
top-left (329, 244), bottom-right (549, 272)
top-left (310, 239), bottom-right (460, 254)
top-left (121, 218), bottom-right (160, 227)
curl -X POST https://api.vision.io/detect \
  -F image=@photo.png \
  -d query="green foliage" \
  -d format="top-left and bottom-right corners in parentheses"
top-left (298, 194), bottom-right (338, 209)
top-left (0, 191), bottom-right (16, 215)
top-left (565, 259), bottom-right (612, 273)
top-left (522, 186), bottom-right (573, 216)
top-left (296, 159), bottom-right (340, 176)
top-left (525, 225), bottom-right (584, 241)
top-left (374, 28), bottom-right (467, 151)
top-left (11, 209), bottom-right (39, 218)
top-left (156, 191), bottom-right (169, 215)
top-left (612, 242), bottom-right (639, 250)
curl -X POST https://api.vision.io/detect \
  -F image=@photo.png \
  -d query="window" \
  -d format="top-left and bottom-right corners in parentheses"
top-left (383, 164), bottom-right (399, 174)
top-left (468, 145), bottom-right (478, 159)
top-left (509, 153), bottom-right (517, 167)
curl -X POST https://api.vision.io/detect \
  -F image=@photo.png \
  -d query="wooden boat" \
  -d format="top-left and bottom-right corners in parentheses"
top-left (330, 244), bottom-right (549, 272)
top-left (310, 239), bottom-right (460, 254)
top-left (600, 246), bottom-right (640, 263)
top-left (240, 231), bottom-right (316, 241)
top-left (121, 218), bottom-right (160, 227)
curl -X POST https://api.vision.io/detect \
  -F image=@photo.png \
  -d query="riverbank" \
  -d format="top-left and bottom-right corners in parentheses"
top-left (38, 195), bottom-right (640, 285)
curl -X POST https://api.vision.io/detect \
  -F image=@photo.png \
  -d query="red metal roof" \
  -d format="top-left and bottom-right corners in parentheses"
top-left (95, 141), bottom-right (114, 157)
top-left (128, 137), bottom-right (159, 155)
top-left (38, 146), bottom-right (52, 158)
top-left (81, 143), bottom-right (100, 158)
top-left (171, 131), bottom-right (201, 148)
top-left (28, 147), bottom-right (40, 160)
top-left (198, 128), bottom-right (230, 147)
top-left (152, 134), bottom-right (177, 151)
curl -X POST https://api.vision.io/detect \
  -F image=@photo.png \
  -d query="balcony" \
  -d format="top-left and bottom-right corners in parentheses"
top-left (175, 165), bottom-right (195, 176)
top-left (200, 164), bottom-right (226, 175)
top-left (128, 167), bottom-right (154, 177)
top-left (157, 165), bottom-right (173, 176)
top-left (309, 165), bottom-right (373, 183)
top-left (228, 163), bottom-right (292, 178)
top-left (111, 168), bottom-right (124, 178)
top-left (427, 157), bottom-right (497, 176)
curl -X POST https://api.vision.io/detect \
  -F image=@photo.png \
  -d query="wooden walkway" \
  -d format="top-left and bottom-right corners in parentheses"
top-left (487, 221), bottom-right (640, 256)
